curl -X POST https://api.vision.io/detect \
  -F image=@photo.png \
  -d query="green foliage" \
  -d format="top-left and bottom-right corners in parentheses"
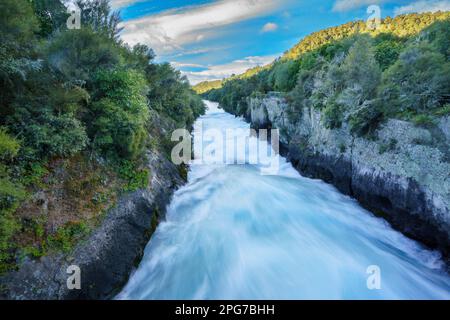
top-left (284, 12), bottom-right (450, 60)
top-left (0, 128), bottom-right (20, 160)
top-left (380, 43), bottom-right (450, 115)
top-left (374, 35), bottom-right (403, 70)
top-left (412, 114), bottom-right (435, 127)
top-left (147, 63), bottom-right (205, 128)
top-left (435, 104), bottom-right (450, 117)
top-left (46, 28), bottom-right (122, 82)
top-left (25, 113), bottom-right (88, 158)
top-left (0, 129), bottom-right (25, 272)
top-left (348, 100), bottom-right (383, 136)
top-left (117, 160), bottom-right (150, 192)
top-left (0, 0), bottom-right (205, 272)
top-left (46, 221), bottom-right (90, 253)
top-left (0, 0), bottom-right (38, 46)
top-left (0, 0), bottom-right (39, 112)
top-left (419, 19), bottom-right (450, 59)
top-left (19, 162), bottom-right (49, 187)
top-left (323, 101), bottom-right (344, 129)
top-left (89, 69), bottom-right (149, 160)
top-left (193, 80), bottom-right (223, 94)
top-left (339, 36), bottom-right (381, 103)
top-left (269, 60), bottom-right (300, 92)
top-left (76, 0), bottom-right (123, 41)
top-left (31, 0), bottom-right (69, 37)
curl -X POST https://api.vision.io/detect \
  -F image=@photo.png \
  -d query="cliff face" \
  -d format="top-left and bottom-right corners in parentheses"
top-left (247, 95), bottom-right (450, 258)
top-left (0, 149), bottom-right (184, 300)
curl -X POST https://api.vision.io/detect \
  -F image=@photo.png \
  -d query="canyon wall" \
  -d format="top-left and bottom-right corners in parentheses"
top-left (247, 95), bottom-right (450, 259)
top-left (1, 149), bottom-right (184, 299)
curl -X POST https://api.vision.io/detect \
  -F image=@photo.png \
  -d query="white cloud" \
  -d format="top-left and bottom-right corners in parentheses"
top-left (394, 0), bottom-right (450, 15)
top-left (182, 54), bottom-right (279, 85)
top-left (332, 0), bottom-right (384, 12)
top-left (261, 22), bottom-right (278, 32)
top-left (170, 62), bottom-right (205, 69)
top-left (110, 0), bottom-right (148, 9)
top-left (119, 0), bottom-right (282, 55)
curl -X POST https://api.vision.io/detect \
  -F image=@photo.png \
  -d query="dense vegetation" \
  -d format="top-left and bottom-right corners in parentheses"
top-left (0, 0), bottom-right (204, 272)
top-left (201, 12), bottom-right (450, 135)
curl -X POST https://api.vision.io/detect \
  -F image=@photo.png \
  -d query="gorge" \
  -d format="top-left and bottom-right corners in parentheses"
top-left (117, 101), bottom-right (450, 299)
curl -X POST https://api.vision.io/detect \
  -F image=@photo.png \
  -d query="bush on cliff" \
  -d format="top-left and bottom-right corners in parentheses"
top-left (379, 43), bottom-right (450, 116)
top-left (0, 128), bottom-right (25, 272)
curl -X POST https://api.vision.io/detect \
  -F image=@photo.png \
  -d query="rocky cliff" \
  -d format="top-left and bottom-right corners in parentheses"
top-left (247, 95), bottom-right (450, 260)
top-left (0, 149), bottom-right (184, 299)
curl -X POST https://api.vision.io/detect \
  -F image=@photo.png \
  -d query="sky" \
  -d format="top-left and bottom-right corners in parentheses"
top-left (111, 0), bottom-right (450, 84)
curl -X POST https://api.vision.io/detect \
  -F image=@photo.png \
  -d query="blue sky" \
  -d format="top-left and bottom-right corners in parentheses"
top-left (112, 0), bottom-right (450, 84)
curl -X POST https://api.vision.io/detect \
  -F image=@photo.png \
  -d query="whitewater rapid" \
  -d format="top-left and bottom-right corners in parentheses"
top-left (118, 101), bottom-right (450, 299)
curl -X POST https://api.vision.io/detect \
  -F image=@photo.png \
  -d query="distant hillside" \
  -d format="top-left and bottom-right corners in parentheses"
top-left (193, 11), bottom-right (450, 94)
top-left (192, 80), bottom-right (223, 94)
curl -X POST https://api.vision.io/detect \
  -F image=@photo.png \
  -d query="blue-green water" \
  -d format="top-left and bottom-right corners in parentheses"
top-left (118, 101), bottom-right (450, 299)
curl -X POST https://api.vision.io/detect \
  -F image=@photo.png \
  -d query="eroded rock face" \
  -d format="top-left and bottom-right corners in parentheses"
top-left (247, 95), bottom-right (450, 259)
top-left (1, 149), bottom-right (184, 300)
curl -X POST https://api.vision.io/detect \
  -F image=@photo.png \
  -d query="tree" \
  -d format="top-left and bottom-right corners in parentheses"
top-left (46, 28), bottom-right (122, 82)
top-left (89, 69), bottom-right (149, 160)
top-left (0, 0), bottom-right (40, 113)
top-left (380, 43), bottom-right (450, 114)
top-left (31, 0), bottom-right (69, 37)
top-left (374, 38), bottom-right (403, 71)
top-left (76, 0), bottom-right (123, 41)
top-left (340, 36), bottom-right (381, 103)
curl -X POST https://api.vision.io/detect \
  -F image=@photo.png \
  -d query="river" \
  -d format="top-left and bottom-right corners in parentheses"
top-left (117, 101), bottom-right (450, 299)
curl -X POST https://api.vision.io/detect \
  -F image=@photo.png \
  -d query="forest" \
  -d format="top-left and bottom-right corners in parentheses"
top-left (0, 0), bottom-right (205, 272)
top-left (198, 11), bottom-right (450, 136)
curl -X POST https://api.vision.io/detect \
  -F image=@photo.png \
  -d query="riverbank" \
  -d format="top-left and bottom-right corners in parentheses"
top-left (240, 95), bottom-right (450, 263)
top-left (0, 147), bottom-right (184, 299)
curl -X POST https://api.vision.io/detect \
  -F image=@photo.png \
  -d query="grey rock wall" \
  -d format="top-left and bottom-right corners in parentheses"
top-left (247, 95), bottom-right (450, 259)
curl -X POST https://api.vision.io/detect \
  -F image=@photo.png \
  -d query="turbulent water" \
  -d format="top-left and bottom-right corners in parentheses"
top-left (118, 101), bottom-right (450, 300)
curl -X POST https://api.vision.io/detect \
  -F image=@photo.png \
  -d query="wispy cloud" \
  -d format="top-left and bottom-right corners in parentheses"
top-left (394, 0), bottom-right (450, 15)
top-left (332, 0), bottom-right (385, 12)
top-left (170, 62), bottom-right (205, 69)
top-left (110, 0), bottom-right (140, 9)
top-left (261, 22), bottom-right (279, 32)
top-left (119, 0), bottom-right (283, 55)
top-left (182, 54), bottom-right (279, 85)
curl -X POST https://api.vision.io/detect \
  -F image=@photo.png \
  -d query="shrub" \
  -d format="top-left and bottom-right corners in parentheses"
top-left (117, 160), bottom-right (150, 192)
top-left (435, 104), bottom-right (450, 117)
top-left (348, 100), bottom-right (383, 136)
top-left (89, 69), bottom-right (149, 160)
top-left (46, 221), bottom-right (90, 253)
top-left (0, 129), bottom-right (25, 272)
top-left (0, 127), bottom-right (20, 160)
top-left (380, 43), bottom-right (450, 115)
top-left (19, 113), bottom-right (88, 158)
top-left (412, 114), bottom-right (435, 127)
top-left (323, 101), bottom-right (344, 129)
top-left (374, 39), bottom-right (403, 71)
